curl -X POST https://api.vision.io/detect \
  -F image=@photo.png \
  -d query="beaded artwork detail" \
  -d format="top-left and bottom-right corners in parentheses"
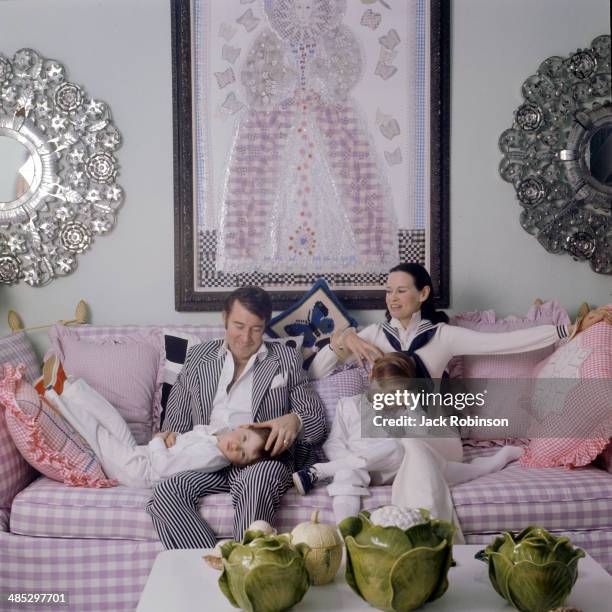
top-left (216, 0), bottom-right (398, 274)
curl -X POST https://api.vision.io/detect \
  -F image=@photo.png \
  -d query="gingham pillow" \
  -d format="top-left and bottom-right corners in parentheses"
top-left (521, 314), bottom-right (612, 468)
top-left (312, 367), bottom-right (369, 426)
top-left (0, 332), bottom-right (40, 383)
top-left (448, 300), bottom-right (570, 378)
top-left (48, 325), bottom-right (161, 444)
top-left (448, 301), bottom-right (570, 439)
top-left (0, 363), bottom-right (115, 488)
top-left (0, 365), bottom-right (36, 509)
top-left (597, 440), bottom-right (612, 473)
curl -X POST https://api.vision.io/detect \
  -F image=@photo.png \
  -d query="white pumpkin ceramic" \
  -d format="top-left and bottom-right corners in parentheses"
top-left (290, 510), bottom-right (343, 585)
top-left (246, 520), bottom-right (277, 536)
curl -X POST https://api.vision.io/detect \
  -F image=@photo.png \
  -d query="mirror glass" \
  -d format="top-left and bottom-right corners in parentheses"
top-left (0, 135), bottom-right (35, 203)
top-left (586, 125), bottom-right (612, 187)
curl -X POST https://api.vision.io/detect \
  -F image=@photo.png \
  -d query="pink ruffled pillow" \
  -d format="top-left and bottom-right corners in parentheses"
top-left (0, 373), bottom-right (36, 508)
top-left (0, 363), bottom-right (116, 488)
top-left (449, 300), bottom-right (570, 378)
top-left (520, 313), bottom-right (612, 469)
top-left (597, 441), bottom-right (612, 473)
top-left (48, 325), bottom-right (162, 444)
top-left (449, 302), bottom-right (570, 439)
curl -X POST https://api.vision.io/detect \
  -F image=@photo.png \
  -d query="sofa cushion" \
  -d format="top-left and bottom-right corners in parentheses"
top-left (9, 476), bottom-right (381, 541)
top-left (1, 367), bottom-right (114, 489)
top-left (449, 301), bottom-right (570, 438)
top-left (11, 445), bottom-right (612, 542)
top-left (266, 278), bottom-right (358, 370)
top-left (449, 300), bottom-right (570, 378)
top-left (311, 366), bottom-right (369, 425)
top-left (0, 377), bottom-right (36, 509)
top-left (48, 325), bottom-right (162, 444)
top-left (520, 316), bottom-right (612, 468)
top-left (0, 332), bottom-right (40, 384)
top-left (454, 446), bottom-right (612, 534)
top-left (0, 508), bottom-right (8, 532)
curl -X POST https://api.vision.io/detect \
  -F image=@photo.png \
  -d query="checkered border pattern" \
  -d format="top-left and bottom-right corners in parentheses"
top-left (198, 229), bottom-right (426, 288)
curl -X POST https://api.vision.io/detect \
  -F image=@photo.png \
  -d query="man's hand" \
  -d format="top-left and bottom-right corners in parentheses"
top-left (154, 431), bottom-right (178, 448)
top-left (243, 413), bottom-right (301, 457)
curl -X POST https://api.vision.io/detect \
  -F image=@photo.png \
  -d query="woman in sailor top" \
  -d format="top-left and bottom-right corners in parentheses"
top-left (308, 262), bottom-right (606, 382)
top-left (304, 263), bottom-right (611, 530)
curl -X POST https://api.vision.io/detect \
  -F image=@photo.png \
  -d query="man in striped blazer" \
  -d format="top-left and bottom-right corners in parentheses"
top-left (146, 287), bottom-right (327, 549)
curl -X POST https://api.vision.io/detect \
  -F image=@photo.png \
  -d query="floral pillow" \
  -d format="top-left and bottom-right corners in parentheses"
top-left (0, 363), bottom-right (115, 488)
top-left (521, 313), bottom-right (612, 468)
top-left (266, 278), bottom-right (357, 370)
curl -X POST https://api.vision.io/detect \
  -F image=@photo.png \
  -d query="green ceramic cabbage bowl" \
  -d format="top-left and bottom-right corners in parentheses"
top-left (218, 531), bottom-right (310, 612)
top-left (477, 526), bottom-right (585, 612)
top-left (338, 510), bottom-right (455, 611)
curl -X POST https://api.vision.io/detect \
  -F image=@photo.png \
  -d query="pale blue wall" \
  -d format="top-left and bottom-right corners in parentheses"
top-left (0, 0), bottom-right (610, 356)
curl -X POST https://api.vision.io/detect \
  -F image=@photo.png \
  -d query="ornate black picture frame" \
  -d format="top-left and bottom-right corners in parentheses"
top-left (172, 0), bottom-right (450, 311)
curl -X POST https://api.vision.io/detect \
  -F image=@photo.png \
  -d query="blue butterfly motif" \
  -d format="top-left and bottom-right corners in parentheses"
top-left (284, 301), bottom-right (335, 349)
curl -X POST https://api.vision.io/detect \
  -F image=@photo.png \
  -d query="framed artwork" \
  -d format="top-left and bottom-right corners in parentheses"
top-left (172, 0), bottom-right (450, 310)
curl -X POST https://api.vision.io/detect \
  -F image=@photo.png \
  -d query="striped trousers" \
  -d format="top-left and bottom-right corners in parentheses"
top-left (145, 459), bottom-right (292, 549)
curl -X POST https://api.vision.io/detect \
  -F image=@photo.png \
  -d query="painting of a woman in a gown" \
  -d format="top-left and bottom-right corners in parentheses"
top-left (216, 0), bottom-right (398, 274)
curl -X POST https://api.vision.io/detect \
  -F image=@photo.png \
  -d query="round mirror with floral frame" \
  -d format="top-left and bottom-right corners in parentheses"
top-left (0, 48), bottom-right (123, 286)
top-left (499, 35), bottom-right (611, 274)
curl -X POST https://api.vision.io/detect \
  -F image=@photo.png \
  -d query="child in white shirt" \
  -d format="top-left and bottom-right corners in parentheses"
top-left (293, 353), bottom-right (523, 526)
top-left (46, 378), bottom-right (270, 489)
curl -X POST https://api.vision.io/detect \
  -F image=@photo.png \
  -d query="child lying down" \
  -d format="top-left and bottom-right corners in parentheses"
top-left (46, 378), bottom-right (270, 488)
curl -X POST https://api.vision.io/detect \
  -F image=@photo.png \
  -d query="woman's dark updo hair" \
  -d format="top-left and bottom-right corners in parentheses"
top-left (385, 263), bottom-right (449, 324)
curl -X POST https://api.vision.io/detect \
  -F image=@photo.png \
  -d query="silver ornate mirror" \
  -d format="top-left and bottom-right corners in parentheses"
top-left (0, 48), bottom-right (123, 286)
top-left (499, 35), bottom-right (611, 274)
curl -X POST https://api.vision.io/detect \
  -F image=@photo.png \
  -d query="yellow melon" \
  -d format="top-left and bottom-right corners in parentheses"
top-left (290, 510), bottom-right (342, 585)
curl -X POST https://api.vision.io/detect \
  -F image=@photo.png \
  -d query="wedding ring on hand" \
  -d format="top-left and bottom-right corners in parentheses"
top-left (283, 439), bottom-right (289, 446)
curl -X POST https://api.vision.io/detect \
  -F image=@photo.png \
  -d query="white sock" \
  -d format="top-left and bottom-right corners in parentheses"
top-left (445, 446), bottom-right (524, 486)
top-left (312, 456), bottom-right (367, 480)
top-left (332, 495), bottom-right (361, 524)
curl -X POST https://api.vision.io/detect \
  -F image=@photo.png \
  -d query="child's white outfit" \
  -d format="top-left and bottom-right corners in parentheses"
top-left (315, 394), bottom-right (522, 539)
top-left (47, 378), bottom-right (229, 489)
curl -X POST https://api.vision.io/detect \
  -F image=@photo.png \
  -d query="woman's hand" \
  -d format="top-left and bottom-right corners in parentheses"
top-left (570, 307), bottom-right (612, 336)
top-left (341, 329), bottom-right (384, 368)
top-left (242, 413), bottom-right (301, 458)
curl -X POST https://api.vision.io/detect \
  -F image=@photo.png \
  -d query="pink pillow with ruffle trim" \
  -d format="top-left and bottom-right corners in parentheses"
top-left (48, 325), bottom-right (162, 444)
top-left (448, 301), bottom-right (570, 440)
top-left (521, 311), bottom-right (612, 469)
top-left (597, 440), bottom-right (612, 473)
top-left (449, 300), bottom-right (570, 379)
top-left (0, 363), bottom-right (116, 488)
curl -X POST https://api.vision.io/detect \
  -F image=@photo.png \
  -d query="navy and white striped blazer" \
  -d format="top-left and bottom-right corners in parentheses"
top-left (163, 339), bottom-right (327, 468)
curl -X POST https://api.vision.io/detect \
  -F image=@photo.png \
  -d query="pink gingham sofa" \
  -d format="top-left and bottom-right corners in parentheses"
top-left (1, 324), bottom-right (611, 612)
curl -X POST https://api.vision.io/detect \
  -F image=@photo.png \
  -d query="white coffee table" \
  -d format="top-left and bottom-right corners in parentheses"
top-left (137, 544), bottom-right (612, 611)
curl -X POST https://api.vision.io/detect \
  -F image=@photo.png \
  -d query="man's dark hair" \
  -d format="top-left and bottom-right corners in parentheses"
top-left (223, 286), bottom-right (273, 323)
